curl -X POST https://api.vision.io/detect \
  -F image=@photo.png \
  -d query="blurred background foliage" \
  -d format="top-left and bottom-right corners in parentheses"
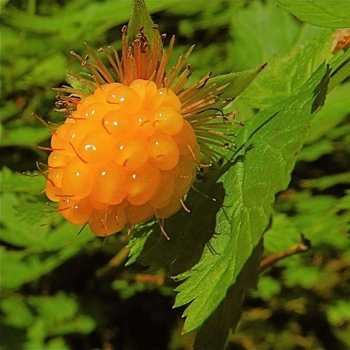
top-left (1, 0), bottom-right (349, 349)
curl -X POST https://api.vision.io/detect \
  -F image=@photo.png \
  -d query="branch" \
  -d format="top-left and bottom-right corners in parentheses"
top-left (260, 234), bottom-right (311, 272)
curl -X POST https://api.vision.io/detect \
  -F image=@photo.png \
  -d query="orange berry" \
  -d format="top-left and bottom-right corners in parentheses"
top-left (76, 95), bottom-right (96, 112)
top-left (124, 203), bottom-right (154, 225)
top-left (93, 83), bottom-right (121, 101)
top-left (51, 123), bottom-right (72, 150)
top-left (61, 158), bottom-right (96, 199)
top-left (172, 155), bottom-right (197, 199)
top-left (148, 132), bottom-right (180, 171)
top-left (107, 85), bottom-right (142, 114)
top-left (153, 107), bottom-right (184, 135)
top-left (149, 171), bottom-right (175, 209)
top-left (156, 198), bottom-right (182, 219)
top-left (129, 79), bottom-right (158, 109)
top-left (59, 197), bottom-right (93, 226)
top-left (48, 167), bottom-right (64, 188)
top-left (114, 136), bottom-right (149, 171)
top-left (134, 109), bottom-right (156, 137)
top-left (46, 79), bottom-right (201, 236)
top-left (48, 151), bottom-right (66, 167)
top-left (91, 161), bottom-right (126, 205)
top-left (149, 88), bottom-right (181, 112)
top-left (88, 205), bottom-right (126, 236)
top-left (80, 102), bottom-right (115, 122)
top-left (173, 120), bottom-right (197, 155)
top-left (126, 163), bottom-right (161, 205)
top-left (45, 179), bottom-right (63, 202)
top-left (77, 130), bottom-right (115, 167)
top-left (102, 109), bottom-right (138, 140)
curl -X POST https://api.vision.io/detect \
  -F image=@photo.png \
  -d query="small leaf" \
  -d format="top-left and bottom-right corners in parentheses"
top-left (66, 71), bottom-right (93, 94)
top-left (208, 63), bottom-right (267, 101)
top-left (128, 0), bottom-right (156, 47)
top-left (277, 0), bottom-right (350, 28)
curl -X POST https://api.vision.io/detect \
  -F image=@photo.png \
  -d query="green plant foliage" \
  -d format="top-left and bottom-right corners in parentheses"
top-left (174, 63), bottom-right (329, 338)
top-left (277, 0), bottom-right (350, 28)
top-left (1, 0), bottom-right (349, 349)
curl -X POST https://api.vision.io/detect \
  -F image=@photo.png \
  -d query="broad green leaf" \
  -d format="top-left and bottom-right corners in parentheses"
top-left (126, 225), bottom-right (153, 266)
top-left (1, 167), bottom-right (46, 194)
top-left (174, 63), bottom-right (329, 334)
top-left (277, 0), bottom-right (350, 28)
top-left (241, 28), bottom-right (333, 109)
top-left (328, 50), bottom-right (350, 92)
top-left (305, 82), bottom-right (350, 144)
top-left (1, 126), bottom-right (49, 147)
top-left (193, 240), bottom-right (263, 350)
top-left (0, 225), bottom-right (93, 290)
top-left (289, 195), bottom-right (350, 250)
top-left (229, 1), bottom-right (302, 71)
top-left (20, 53), bottom-right (67, 88)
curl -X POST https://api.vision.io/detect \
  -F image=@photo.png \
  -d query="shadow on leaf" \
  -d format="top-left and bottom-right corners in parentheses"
top-left (134, 180), bottom-right (226, 276)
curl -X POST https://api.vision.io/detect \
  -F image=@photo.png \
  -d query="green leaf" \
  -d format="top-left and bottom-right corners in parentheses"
top-left (241, 28), bottom-right (333, 109)
top-left (126, 224), bottom-right (153, 266)
top-left (2, 297), bottom-right (34, 328)
top-left (174, 63), bottom-right (329, 334)
top-left (305, 82), bottom-right (350, 144)
top-left (193, 240), bottom-right (263, 350)
top-left (263, 213), bottom-right (301, 254)
top-left (254, 276), bottom-right (282, 301)
top-left (297, 137), bottom-right (334, 162)
top-left (290, 195), bottom-right (350, 250)
top-left (328, 50), bottom-right (350, 92)
top-left (0, 226), bottom-right (93, 290)
top-left (229, 1), bottom-right (303, 71)
top-left (1, 167), bottom-right (46, 194)
top-left (300, 172), bottom-right (350, 191)
top-left (0, 191), bottom-right (94, 252)
top-left (327, 300), bottom-right (350, 325)
top-left (277, 0), bottom-right (350, 28)
top-left (208, 64), bottom-right (267, 102)
top-left (1, 126), bottom-right (49, 147)
top-left (133, 180), bottom-right (226, 276)
top-left (66, 71), bottom-right (93, 94)
top-left (128, 0), bottom-right (156, 47)
top-left (21, 53), bottom-right (67, 88)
